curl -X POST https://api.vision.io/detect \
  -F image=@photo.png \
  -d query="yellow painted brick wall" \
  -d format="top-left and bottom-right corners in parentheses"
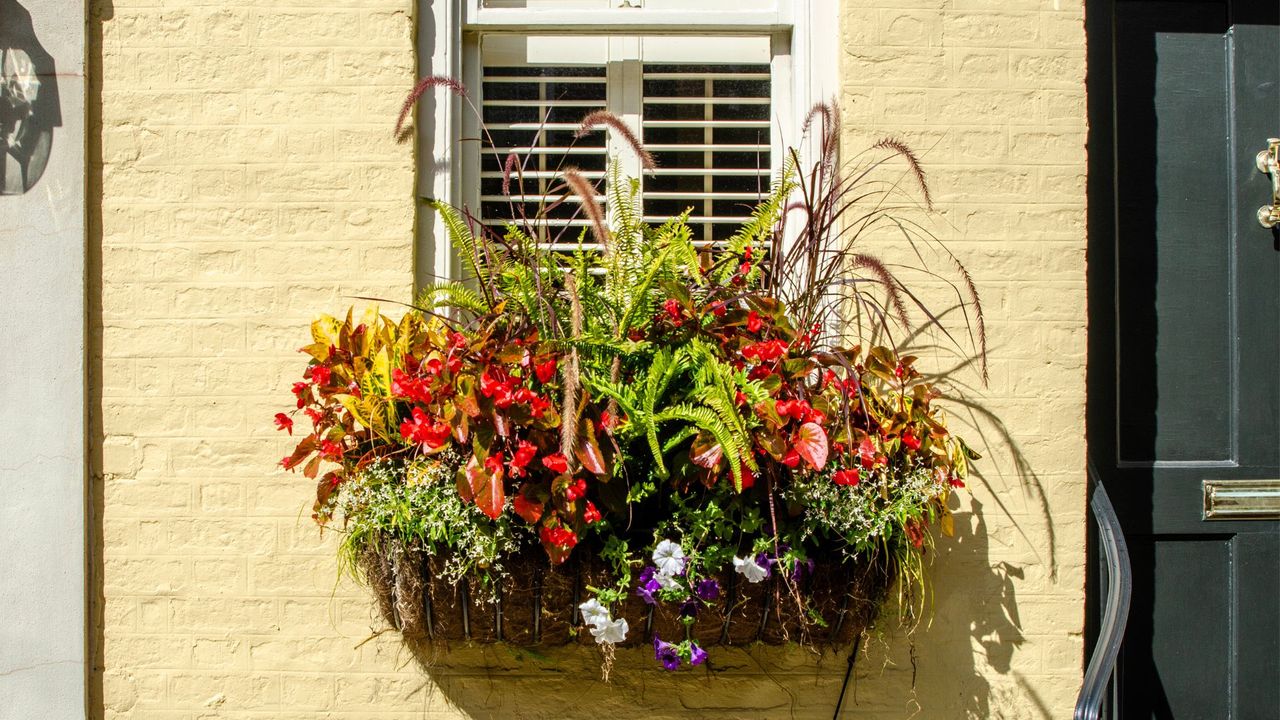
top-left (90, 0), bottom-right (1087, 717)
top-left (836, 0), bottom-right (1090, 716)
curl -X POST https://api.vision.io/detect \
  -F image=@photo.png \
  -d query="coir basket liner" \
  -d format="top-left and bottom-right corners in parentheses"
top-left (360, 537), bottom-right (895, 651)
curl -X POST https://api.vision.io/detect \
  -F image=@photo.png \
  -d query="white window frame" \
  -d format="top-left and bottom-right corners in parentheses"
top-left (415, 0), bottom-right (839, 285)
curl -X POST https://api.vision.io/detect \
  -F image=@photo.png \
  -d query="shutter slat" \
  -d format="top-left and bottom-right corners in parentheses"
top-left (642, 72), bottom-right (771, 81)
top-left (491, 146), bottom-right (607, 155)
top-left (646, 144), bottom-right (770, 152)
top-left (643, 120), bottom-right (770, 128)
top-left (481, 170), bottom-right (606, 179)
top-left (644, 192), bottom-right (763, 200)
top-left (641, 97), bottom-right (771, 105)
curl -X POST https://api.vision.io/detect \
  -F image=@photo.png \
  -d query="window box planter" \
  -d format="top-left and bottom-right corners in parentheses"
top-left (277, 101), bottom-right (984, 672)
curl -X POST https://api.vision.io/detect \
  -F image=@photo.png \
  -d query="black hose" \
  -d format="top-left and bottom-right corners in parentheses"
top-left (832, 635), bottom-right (862, 720)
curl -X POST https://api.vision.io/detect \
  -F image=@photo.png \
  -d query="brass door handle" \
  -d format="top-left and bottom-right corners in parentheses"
top-left (1256, 138), bottom-right (1280, 228)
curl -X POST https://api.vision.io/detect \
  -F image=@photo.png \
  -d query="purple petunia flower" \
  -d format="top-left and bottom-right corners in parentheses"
top-left (690, 642), bottom-right (708, 666)
top-left (755, 552), bottom-right (775, 579)
top-left (653, 635), bottom-right (681, 671)
top-left (636, 566), bottom-right (662, 605)
top-left (791, 558), bottom-right (816, 582)
top-left (694, 578), bottom-right (721, 601)
top-left (679, 598), bottom-right (700, 619)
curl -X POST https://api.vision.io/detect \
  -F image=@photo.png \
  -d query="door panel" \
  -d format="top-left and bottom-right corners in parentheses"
top-left (1114, 1), bottom-right (1235, 464)
top-left (1088, 0), bottom-right (1280, 717)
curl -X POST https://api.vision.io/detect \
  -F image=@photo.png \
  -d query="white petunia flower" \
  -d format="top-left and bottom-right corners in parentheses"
top-left (578, 598), bottom-right (611, 627)
top-left (655, 571), bottom-right (680, 590)
top-left (590, 617), bottom-right (629, 645)
top-left (733, 555), bottom-right (768, 583)
top-left (652, 539), bottom-right (686, 577)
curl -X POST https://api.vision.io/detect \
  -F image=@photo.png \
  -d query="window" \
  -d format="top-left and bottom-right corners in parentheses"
top-left (415, 0), bottom-right (837, 283)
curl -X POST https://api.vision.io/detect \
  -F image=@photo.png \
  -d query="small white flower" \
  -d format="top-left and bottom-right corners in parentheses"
top-left (590, 617), bottom-right (629, 645)
top-left (578, 598), bottom-right (611, 628)
top-left (652, 539), bottom-right (686, 577)
top-left (733, 555), bottom-right (768, 583)
top-left (655, 571), bottom-right (680, 590)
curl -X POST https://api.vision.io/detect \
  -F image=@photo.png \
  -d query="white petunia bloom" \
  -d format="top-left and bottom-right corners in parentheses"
top-left (652, 539), bottom-right (686, 577)
top-left (590, 617), bottom-right (629, 645)
top-left (655, 571), bottom-right (680, 590)
top-left (578, 598), bottom-right (611, 628)
top-left (733, 555), bottom-right (769, 583)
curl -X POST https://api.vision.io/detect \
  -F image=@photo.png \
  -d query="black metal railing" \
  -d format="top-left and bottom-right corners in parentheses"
top-left (1075, 464), bottom-right (1132, 720)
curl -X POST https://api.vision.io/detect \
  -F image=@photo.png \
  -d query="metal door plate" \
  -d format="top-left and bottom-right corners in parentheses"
top-left (1203, 479), bottom-right (1280, 520)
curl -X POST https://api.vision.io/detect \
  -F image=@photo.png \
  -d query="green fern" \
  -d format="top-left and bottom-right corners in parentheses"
top-left (416, 282), bottom-right (491, 316)
top-left (429, 201), bottom-right (487, 293)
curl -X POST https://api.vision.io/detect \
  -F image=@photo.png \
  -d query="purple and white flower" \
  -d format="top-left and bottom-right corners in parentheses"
top-left (636, 566), bottom-right (662, 605)
top-left (733, 554), bottom-right (769, 583)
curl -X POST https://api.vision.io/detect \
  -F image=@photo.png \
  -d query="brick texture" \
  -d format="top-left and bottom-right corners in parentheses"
top-left (90, 0), bottom-right (1087, 717)
top-left (837, 0), bottom-right (1090, 717)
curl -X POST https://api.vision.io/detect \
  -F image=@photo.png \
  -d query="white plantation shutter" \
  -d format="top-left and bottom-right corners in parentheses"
top-left (478, 64), bottom-right (609, 241)
top-left (641, 63), bottom-right (772, 246)
top-left (472, 34), bottom-right (776, 252)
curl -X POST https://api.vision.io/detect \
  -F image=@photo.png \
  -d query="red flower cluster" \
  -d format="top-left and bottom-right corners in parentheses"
top-left (742, 339), bottom-right (788, 363)
top-left (540, 524), bottom-right (578, 549)
top-left (400, 407), bottom-right (451, 449)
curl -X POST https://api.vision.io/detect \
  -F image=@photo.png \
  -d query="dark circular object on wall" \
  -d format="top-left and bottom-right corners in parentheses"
top-left (1, 0), bottom-right (61, 195)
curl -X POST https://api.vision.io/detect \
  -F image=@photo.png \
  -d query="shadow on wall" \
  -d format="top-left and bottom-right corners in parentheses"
top-left (86, 0), bottom-right (112, 715)
top-left (910, 496), bottom-right (1040, 719)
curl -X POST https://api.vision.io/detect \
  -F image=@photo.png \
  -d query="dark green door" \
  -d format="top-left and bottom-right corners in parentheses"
top-left (1087, 1), bottom-right (1280, 717)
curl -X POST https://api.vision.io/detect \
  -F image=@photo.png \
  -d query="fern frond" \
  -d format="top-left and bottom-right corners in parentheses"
top-left (429, 200), bottom-right (498, 305)
top-left (416, 281), bottom-right (491, 317)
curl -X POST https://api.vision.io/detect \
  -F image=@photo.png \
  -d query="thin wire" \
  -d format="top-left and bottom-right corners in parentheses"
top-left (832, 634), bottom-right (862, 720)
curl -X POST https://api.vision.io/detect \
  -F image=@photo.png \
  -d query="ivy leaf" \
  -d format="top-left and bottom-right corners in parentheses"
top-left (794, 422), bottom-right (829, 470)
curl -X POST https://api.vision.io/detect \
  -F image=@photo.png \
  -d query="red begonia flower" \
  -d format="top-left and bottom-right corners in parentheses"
top-left (901, 431), bottom-right (922, 451)
top-left (320, 439), bottom-right (342, 460)
top-left (274, 413), bottom-right (294, 435)
top-left (563, 478), bottom-right (587, 502)
top-left (583, 501), bottom-right (602, 524)
top-left (511, 440), bottom-right (537, 472)
top-left (741, 340), bottom-right (787, 363)
top-left (833, 469), bottom-right (860, 486)
top-left (746, 310), bottom-right (762, 333)
top-left (782, 449), bottom-right (801, 468)
top-left (542, 453), bottom-right (569, 474)
top-left (311, 366), bottom-right (331, 387)
top-left (534, 357), bottom-right (558, 384)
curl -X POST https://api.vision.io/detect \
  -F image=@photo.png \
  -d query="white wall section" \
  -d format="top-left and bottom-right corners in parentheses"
top-left (0, 0), bottom-right (87, 716)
